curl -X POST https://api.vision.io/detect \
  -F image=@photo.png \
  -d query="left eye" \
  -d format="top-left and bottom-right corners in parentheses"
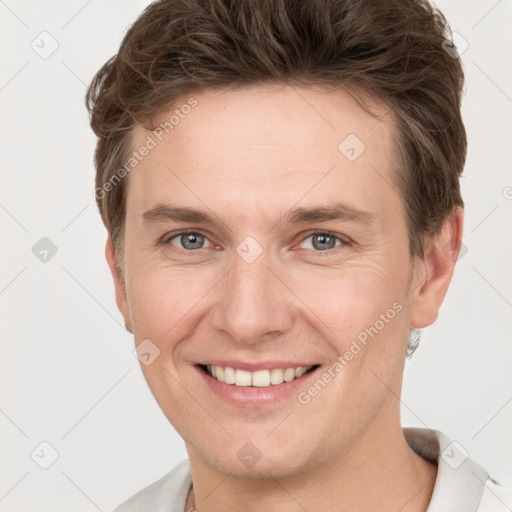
top-left (167, 231), bottom-right (213, 251)
top-left (299, 232), bottom-right (344, 251)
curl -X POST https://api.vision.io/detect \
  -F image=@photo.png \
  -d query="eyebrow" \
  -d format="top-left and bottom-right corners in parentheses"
top-left (141, 202), bottom-right (375, 228)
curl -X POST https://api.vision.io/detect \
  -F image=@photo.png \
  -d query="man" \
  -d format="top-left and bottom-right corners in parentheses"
top-left (86, 0), bottom-right (510, 510)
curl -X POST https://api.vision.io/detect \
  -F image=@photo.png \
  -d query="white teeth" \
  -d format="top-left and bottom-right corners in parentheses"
top-left (270, 368), bottom-right (284, 385)
top-left (295, 366), bottom-right (307, 378)
top-left (251, 370), bottom-right (270, 387)
top-left (283, 368), bottom-right (296, 382)
top-left (206, 365), bottom-right (313, 387)
top-left (224, 366), bottom-right (236, 384)
top-left (235, 369), bottom-right (252, 387)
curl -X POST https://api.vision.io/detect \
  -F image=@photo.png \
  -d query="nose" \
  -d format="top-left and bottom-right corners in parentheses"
top-left (210, 250), bottom-right (294, 346)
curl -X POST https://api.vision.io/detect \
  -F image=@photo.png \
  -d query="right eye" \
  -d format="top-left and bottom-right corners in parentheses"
top-left (165, 231), bottom-right (214, 251)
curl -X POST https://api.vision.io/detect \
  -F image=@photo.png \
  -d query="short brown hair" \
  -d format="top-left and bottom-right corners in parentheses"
top-left (86, 0), bottom-right (465, 265)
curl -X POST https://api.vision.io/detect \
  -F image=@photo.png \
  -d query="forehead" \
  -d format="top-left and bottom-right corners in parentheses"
top-left (126, 84), bottom-right (400, 230)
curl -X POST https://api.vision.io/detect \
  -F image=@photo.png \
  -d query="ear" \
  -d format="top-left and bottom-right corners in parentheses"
top-left (105, 234), bottom-right (133, 333)
top-left (410, 206), bottom-right (464, 329)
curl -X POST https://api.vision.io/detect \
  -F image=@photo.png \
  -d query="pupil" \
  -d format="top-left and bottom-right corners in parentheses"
top-left (314, 234), bottom-right (334, 250)
top-left (183, 233), bottom-right (203, 249)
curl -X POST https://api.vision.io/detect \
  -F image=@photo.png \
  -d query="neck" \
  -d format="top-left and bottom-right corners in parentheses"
top-left (184, 421), bottom-right (437, 512)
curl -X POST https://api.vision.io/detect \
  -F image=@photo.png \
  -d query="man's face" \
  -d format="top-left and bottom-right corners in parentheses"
top-left (116, 85), bottom-right (422, 477)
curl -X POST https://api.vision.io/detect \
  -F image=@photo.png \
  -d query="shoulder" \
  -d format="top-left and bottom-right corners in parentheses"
top-left (477, 479), bottom-right (512, 511)
top-left (113, 459), bottom-right (191, 512)
top-left (403, 427), bottom-right (511, 512)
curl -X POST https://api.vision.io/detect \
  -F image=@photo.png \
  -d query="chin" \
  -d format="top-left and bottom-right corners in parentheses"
top-left (194, 438), bottom-right (318, 480)
top-left (212, 455), bottom-right (307, 480)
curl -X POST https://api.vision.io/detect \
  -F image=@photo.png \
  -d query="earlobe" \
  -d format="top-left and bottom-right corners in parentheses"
top-left (410, 207), bottom-right (464, 329)
top-left (105, 234), bottom-right (133, 334)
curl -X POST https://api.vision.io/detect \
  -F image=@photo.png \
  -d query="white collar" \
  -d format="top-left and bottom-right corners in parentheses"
top-left (404, 427), bottom-right (490, 511)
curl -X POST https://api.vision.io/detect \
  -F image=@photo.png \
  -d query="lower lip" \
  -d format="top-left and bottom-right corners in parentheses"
top-left (194, 365), bottom-right (320, 407)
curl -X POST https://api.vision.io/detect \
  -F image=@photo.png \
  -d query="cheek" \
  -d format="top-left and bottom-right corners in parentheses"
top-left (289, 259), bottom-right (406, 348)
top-left (292, 262), bottom-right (409, 425)
top-left (125, 266), bottom-right (213, 343)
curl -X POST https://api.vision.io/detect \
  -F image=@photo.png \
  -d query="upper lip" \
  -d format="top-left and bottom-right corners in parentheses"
top-left (196, 360), bottom-right (319, 371)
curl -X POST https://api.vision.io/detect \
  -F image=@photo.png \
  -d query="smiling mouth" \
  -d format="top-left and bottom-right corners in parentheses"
top-left (198, 364), bottom-right (320, 387)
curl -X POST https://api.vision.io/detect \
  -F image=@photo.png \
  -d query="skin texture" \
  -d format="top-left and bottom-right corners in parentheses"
top-left (106, 84), bottom-right (464, 511)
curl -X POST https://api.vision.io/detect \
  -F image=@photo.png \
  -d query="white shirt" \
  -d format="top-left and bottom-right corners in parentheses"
top-left (113, 428), bottom-right (511, 511)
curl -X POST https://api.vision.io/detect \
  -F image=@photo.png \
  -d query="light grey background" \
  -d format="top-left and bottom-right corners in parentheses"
top-left (1, 1), bottom-right (511, 510)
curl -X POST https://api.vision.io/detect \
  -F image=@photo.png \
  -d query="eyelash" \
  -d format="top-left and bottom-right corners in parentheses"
top-left (161, 229), bottom-right (351, 254)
